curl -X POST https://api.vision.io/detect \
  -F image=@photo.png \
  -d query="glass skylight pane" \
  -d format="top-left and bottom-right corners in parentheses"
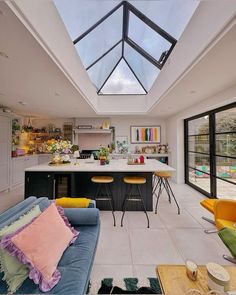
top-left (124, 42), bottom-right (160, 91)
top-left (128, 12), bottom-right (172, 62)
top-left (87, 43), bottom-right (122, 89)
top-left (75, 7), bottom-right (122, 68)
top-left (54, 0), bottom-right (119, 40)
top-left (100, 59), bottom-right (146, 95)
top-left (132, 0), bottom-right (199, 40)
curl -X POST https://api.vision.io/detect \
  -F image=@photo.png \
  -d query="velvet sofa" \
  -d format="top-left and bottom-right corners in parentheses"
top-left (0, 196), bottom-right (100, 294)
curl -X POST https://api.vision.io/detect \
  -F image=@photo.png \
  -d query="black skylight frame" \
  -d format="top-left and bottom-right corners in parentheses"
top-left (73, 1), bottom-right (177, 95)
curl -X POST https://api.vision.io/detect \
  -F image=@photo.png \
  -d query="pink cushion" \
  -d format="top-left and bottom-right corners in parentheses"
top-left (0, 203), bottom-right (79, 292)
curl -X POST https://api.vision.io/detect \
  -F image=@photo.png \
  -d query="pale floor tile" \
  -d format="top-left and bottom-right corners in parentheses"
top-left (130, 229), bottom-right (184, 265)
top-left (91, 265), bottom-right (134, 280)
top-left (94, 227), bottom-right (132, 265)
top-left (133, 265), bottom-right (157, 277)
top-left (126, 211), bottom-right (165, 229)
top-left (100, 211), bottom-right (128, 228)
top-left (159, 208), bottom-right (203, 229)
top-left (169, 228), bottom-right (232, 265)
top-left (185, 205), bottom-right (214, 228)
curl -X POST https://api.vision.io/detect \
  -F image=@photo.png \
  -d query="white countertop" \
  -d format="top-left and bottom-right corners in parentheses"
top-left (25, 159), bottom-right (175, 173)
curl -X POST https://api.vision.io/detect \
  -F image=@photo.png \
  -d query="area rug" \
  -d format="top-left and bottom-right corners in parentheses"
top-left (89, 277), bottom-right (161, 294)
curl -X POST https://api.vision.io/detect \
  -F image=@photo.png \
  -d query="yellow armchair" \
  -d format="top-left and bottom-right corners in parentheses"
top-left (214, 199), bottom-right (236, 230)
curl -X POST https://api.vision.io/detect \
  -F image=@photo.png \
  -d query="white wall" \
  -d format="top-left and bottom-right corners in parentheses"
top-left (32, 116), bottom-right (167, 151)
top-left (167, 84), bottom-right (236, 184)
top-left (32, 118), bottom-right (73, 130)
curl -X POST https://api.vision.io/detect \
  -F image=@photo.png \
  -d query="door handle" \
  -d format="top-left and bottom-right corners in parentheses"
top-left (53, 178), bottom-right (56, 199)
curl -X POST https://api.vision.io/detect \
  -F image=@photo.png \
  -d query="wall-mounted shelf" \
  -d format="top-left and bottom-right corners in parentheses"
top-left (73, 128), bottom-right (112, 134)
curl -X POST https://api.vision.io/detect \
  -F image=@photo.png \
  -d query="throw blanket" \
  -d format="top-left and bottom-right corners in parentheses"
top-left (55, 197), bottom-right (90, 208)
top-left (218, 228), bottom-right (236, 258)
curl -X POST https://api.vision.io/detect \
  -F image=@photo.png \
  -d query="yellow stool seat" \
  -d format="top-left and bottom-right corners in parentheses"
top-left (123, 176), bottom-right (146, 184)
top-left (154, 171), bottom-right (172, 178)
top-left (91, 176), bottom-right (114, 184)
top-left (200, 199), bottom-right (217, 214)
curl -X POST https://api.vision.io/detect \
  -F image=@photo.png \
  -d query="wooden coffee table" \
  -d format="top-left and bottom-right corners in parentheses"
top-left (156, 265), bottom-right (236, 295)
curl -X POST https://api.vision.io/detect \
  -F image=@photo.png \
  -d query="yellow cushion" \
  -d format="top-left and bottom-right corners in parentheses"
top-left (154, 171), bottom-right (172, 178)
top-left (123, 176), bottom-right (146, 184)
top-left (55, 197), bottom-right (90, 208)
top-left (216, 219), bottom-right (236, 230)
top-left (200, 199), bottom-right (217, 214)
top-left (91, 176), bottom-right (114, 183)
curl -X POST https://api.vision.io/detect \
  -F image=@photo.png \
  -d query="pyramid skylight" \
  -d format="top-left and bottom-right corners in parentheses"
top-left (54, 0), bottom-right (199, 95)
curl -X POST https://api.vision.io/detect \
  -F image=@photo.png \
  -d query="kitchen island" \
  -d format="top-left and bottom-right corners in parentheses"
top-left (25, 159), bottom-right (175, 211)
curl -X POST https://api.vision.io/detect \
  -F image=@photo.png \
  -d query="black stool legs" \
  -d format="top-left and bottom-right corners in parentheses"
top-left (154, 177), bottom-right (180, 215)
top-left (121, 184), bottom-right (150, 228)
top-left (94, 183), bottom-right (116, 226)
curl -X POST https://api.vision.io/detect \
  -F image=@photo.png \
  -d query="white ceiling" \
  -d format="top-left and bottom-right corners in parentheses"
top-left (150, 21), bottom-right (236, 117)
top-left (0, 1), bottom-right (95, 118)
top-left (0, 1), bottom-right (236, 119)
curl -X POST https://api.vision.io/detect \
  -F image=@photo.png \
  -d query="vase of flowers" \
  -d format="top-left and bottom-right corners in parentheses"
top-left (46, 139), bottom-right (72, 164)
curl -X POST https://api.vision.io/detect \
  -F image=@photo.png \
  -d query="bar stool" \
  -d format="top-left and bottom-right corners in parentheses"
top-left (153, 171), bottom-right (180, 215)
top-left (91, 176), bottom-right (116, 226)
top-left (121, 176), bottom-right (150, 228)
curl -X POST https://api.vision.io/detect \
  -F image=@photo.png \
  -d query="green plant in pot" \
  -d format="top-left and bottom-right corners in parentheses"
top-left (98, 146), bottom-right (110, 165)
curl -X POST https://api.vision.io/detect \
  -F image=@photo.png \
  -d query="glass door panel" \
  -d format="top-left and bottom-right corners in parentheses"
top-left (185, 103), bottom-right (236, 199)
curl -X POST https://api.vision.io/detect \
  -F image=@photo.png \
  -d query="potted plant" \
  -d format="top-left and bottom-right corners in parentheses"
top-left (98, 146), bottom-right (110, 165)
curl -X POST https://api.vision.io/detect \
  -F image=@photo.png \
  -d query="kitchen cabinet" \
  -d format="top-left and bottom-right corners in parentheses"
top-left (11, 155), bottom-right (38, 187)
top-left (25, 172), bottom-right (54, 199)
top-left (0, 115), bottom-right (11, 192)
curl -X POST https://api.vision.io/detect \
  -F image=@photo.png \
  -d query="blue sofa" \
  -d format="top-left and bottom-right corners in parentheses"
top-left (0, 197), bottom-right (100, 294)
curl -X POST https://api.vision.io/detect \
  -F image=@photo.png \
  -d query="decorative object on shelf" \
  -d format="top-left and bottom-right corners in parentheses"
top-left (157, 144), bottom-right (168, 154)
top-left (63, 124), bottom-right (73, 141)
top-left (77, 125), bottom-right (92, 129)
top-left (116, 136), bottom-right (129, 154)
top-left (102, 121), bottom-right (110, 130)
top-left (185, 260), bottom-right (198, 281)
top-left (73, 150), bottom-right (80, 165)
top-left (141, 145), bottom-right (157, 154)
top-left (206, 263), bottom-right (230, 293)
top-left (130, 126), bottom-right (161, 144)
top-left (98, 146), bottom-right (110, 165)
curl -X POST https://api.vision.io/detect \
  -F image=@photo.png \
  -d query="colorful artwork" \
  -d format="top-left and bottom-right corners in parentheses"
top-left (130, 126), bottom-right (161, 144)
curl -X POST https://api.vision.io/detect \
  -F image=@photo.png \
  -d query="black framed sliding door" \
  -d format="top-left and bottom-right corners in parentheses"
top-left (184, 102), bottom-right (236, 198)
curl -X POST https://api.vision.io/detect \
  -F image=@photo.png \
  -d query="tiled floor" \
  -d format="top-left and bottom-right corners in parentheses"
top-left (91, 182), bottom-right (233, 281)
top-left (0, 182), bottom-right (233, 284)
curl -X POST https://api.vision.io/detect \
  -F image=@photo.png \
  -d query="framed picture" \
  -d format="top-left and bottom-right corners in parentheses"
top-left (130, 126), bottom-right (161, 144)
top-left (116, 136), bottom-right (128, 146)
top-left (116, 136), bottom-right (128, 154)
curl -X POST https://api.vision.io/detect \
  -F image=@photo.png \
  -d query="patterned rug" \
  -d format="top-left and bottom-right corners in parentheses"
top-left (89, 277), bottom-right (161, 294)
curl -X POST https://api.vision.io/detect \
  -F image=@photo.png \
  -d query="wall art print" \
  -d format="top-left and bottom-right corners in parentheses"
top-left (130, 126), bottom-right (161, 144)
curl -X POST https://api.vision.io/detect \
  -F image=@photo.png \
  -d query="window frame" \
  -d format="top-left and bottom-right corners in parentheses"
top-left (184, 102), bottom-right (236, 198)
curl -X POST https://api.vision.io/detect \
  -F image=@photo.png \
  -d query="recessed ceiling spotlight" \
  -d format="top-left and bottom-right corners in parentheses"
top-left (0, 51), bottom-right (9, 59)
top-left (190, 90), bottom-right (196, 94)
top-left (18, 101), bottom-right (28, 106)
top-left (55, 92), bottom-right (61, 96)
